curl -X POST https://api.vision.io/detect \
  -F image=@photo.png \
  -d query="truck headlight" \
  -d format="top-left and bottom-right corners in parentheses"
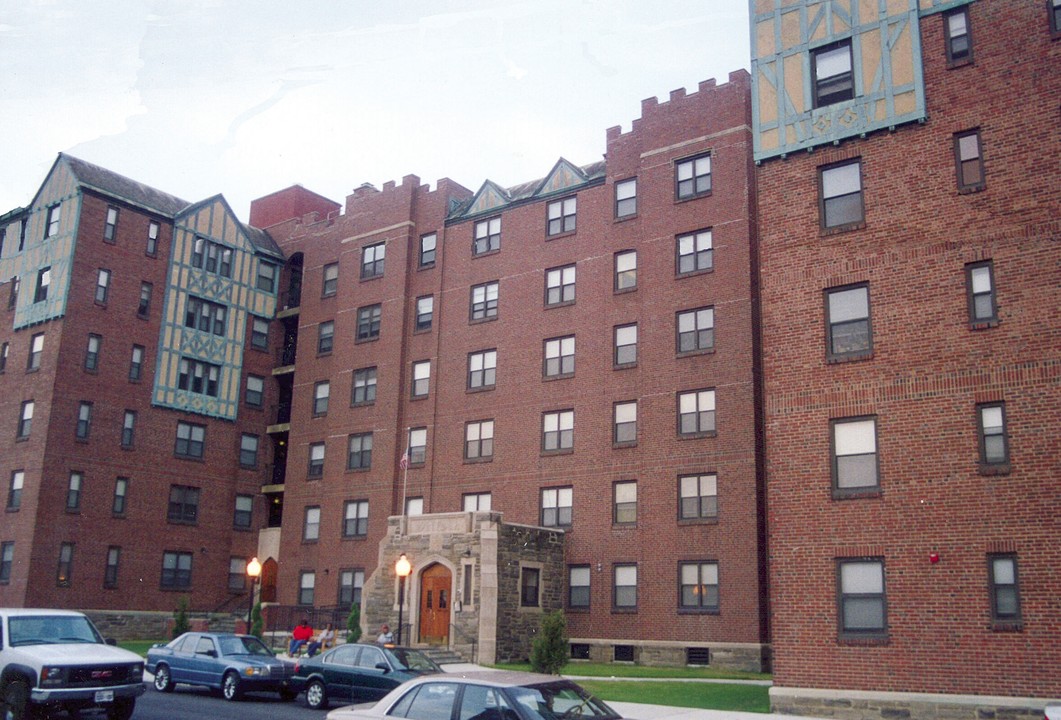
top-left (40, 667), bottom-right (66, 686)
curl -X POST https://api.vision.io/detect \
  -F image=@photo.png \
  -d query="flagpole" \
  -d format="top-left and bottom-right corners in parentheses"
top-left (399, 441), bottom-right (409, 537)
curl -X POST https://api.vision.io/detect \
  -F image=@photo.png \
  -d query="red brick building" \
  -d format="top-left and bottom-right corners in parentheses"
top-left (254, 70), bottom-right (767, 667)
top-left (752, 0), bottom-right (1060, 714)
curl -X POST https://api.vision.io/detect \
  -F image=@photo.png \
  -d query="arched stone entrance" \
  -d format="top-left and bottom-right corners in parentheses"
top-left (417, 563), bottom-right (451, 645)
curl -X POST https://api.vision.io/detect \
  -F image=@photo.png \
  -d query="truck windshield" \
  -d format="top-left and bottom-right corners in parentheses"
top-left (9, 615), bottom-right (103, 646)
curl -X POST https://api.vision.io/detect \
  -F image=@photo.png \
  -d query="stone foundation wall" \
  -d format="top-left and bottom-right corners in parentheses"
top-left (493, 523), bottom-right (565, 663)
top-left (84, 610), bottom-right (227, 641)
top-left (571, 638), bottom-right (768, 673)
top-left (769, 687), bottom-right (1058, 720)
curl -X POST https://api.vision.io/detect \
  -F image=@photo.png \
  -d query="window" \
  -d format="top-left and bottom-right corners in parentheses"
top-left (167, 485), bottom-right (200, 523)
top-left (65, 472), bottom-right (81, 513)
top-left (308, 442), bottom-right (325, 477)
top-left (161, 551), bottom-right (192, 589)
top-left (613, 481), bottom-right (637, 524)
top-left (831, 417), bottom-right (879, 493)
top-left (676, 154), bottom-right (712, 199)
top-left (177, 358), bottom-right (220, 397)
top-left (678, 389), bottom-right (716, 436)
top-left (545, 265), bottom-right (576, 306)
top-left (352, 367), bottom-right (377, 405)
top-left (95, 268), bottom-right (111, 304)
top-left (299, 571), bottom-right (315, 605)
top-left (175, 421), bottom-right (205, 459)
top-left (412, 360), bottom-right (431, 398)
top-left (812, 41), bottom-right (854, 107)
top-left (677, 229), bottom-right (713, 275)
top-left (419, 233), bottom-right (437, 267)
top-left (245, 375), bottom-right (264, 407)
top-left (468, 350), bottom-right (496, 390)
top-left (322, 263), bottom-right (339, 297)
top-left (1053, 0), bottom-right (1061, 36)
top-left (615, 251), bottom-right (637, 291)
top-left (966, 261), bottom-right (997, 326)
top-left (228, 557), bottom-right (247, 591)
top-left (614, 324), bottom-right (637, 367)
top-left (677, 307), bottom-right (714, 354)
top-left (0, 342), bottom-right (7, 373)
top-left (8, 276), bottom-right (19, 309)
top-left (250, 317), bottom-right (269, 350)
top-left (191, 237), bottom-right (232, 277)
top-left (474, 217), bottom-right (501, 255)
top-left (7, 470), bottom-right (23, 511)
top-left (129, 345), bottom-right (144, 381)
top-left (356, 304), bottom-right (381, 341)
top-left (520, 566), bottom-right (541, 607)
top-left (45, 204), bottom-right (62, 238)
top-left (568, 566), bottom-right (590, 608)
top-left (954, 129), bottom-right (985, 191)
top-left (17, 400), bottom-right (33, 439)
top-left (547, 197), bottom-right (577, 236)
top-left (0, 542), bottom-right (13, 584)
top-left (826, 284), bottom-right (872, 360)
top-left (988, 554), bottom-right (1021, 624)
top-left (944, 7), bottom-right (972, 65)
top-left (614, 402), bottom-right (637, 445)
top-left (317, 320), bottom-right (334, 354)
top-left (680, 474), bottom-right (718, 520)
top-left (408, 427), bottom-right (427, 464)
top-left (234, 494), bottom-right (253, 529)
top-left (257, 261), bottom-right (278, 293)
top-left (103, 206), bottom-right (119, 242)
top-left (541, 486), bottom-right (573, 527)
top-left (978, 403), bottom-right (1009, 468)
top-left (544, 336), bottom-right (575, 378)
top-left (339, 569), bottom-right (365, 607)
top-left (347, 432), bottom-right (373, 470)
top-left (84, 334), bottom-right (101, 371)
top-left (462, 492), bottom-right (492, 511)
top-left (465, 420), bottom-right (494, 460)
top-left (112, 477), bottom-right (128, 515)
top-left (313, 381), bottom-right (330, 415)
top-left (680, 561), bottom-right (719, 611)
top-left (613, 564), bottom-right (637, 609)
top-left (303, 506), bottom-right (321, 541)
top-left (361, 242), bottom-right (385, 279)
top-left (185, 297), bottom-right (228, 336)
top-left (470, 281), bottom-right (499, 321)
top-left (105, 547), bottom-right (121, 588)
top-left (819, 159), bottom-right (864, 229)
top-left (837, 559), bottom-right (886, 637)
top-left (542, 410), bottom-right (574, 452)
top-left (57, 543), bottom-right (74, 586)
top-left (415, 296), bottom-right (434, 331)
top-left (73, 403), bottom-right (91, 440)
top-left (27, 333), bottom-right (43, 371)
top-left (239, 434), bottom-right (260, 468)
top-left (147, 221), bottom-right (159, 256)
top-left (343, 500), bottom-right (369, 537)
top-left (615, 178), bottom-right (637, 218)
top-left (137, 282), bottom-right (153, 317)
top-left (34, 267), bottom-right (51, 303)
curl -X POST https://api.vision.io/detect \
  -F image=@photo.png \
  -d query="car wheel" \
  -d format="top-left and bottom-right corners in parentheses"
top-left (106, 698), bottom-right (136, 720)
top-left (305, 679), bottom-right (328, 710)
top-left (2, 680), bottom-right (37, 720)
top-left (153, 664), bottom-right (175, 692)
top-left (221, 671), bottom-right (243, 701)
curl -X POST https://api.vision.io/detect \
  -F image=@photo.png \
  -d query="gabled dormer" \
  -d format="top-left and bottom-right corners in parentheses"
top-left (533, 158), bottom-right (591, 199)
top-left (463, 180), bottom-right (510, 219)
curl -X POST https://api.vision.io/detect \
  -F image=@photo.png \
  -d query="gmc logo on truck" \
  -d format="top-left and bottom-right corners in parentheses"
top-left (91, 670), bottom-right (114, 679)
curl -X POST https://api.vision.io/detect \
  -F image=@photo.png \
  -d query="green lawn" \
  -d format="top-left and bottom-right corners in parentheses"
top-left (492, 662), bottom-right (770, 682)
top-left (120, 640), bottom-right (165, 657)
top-left (579, 679), bottom-right (770, 713)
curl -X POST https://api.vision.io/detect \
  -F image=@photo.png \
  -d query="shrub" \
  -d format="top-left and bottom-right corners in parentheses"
top-left (171, 597), bottom-right (190, 639)
top-left (250, 602), bottom-right (264, 639)
top-left (346, 604), bottom-right (362, 643)
top-left (530, 611), bottom-right (568, 674)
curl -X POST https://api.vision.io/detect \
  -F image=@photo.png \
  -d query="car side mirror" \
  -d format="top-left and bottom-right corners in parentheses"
top-left (375, 662), bottom-right (390, 673)
top-left (199, 650), bottom-right (217, 658)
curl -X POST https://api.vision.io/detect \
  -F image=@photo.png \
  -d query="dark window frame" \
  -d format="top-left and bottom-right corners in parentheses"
top-left (977, 402), bottom-right (1010, 471)
top-left (346, 432), bottom-right (373, 471)
top-left (415, 295), bottom-right (434, 332)
top-left (830, 415), bottom-right (880, 497)
top-left (103, 206), bottom-right (119, 242)
top-left (411, 360), bottom-right (431, 399)
top-left (987, 553), bottom-right (1022, 627)
top-left (676, 229), bottom-right (714, 276)
top-left (819, 158), bottom-right (865, 231)
top-left (464, 419), bottom-right (494, 461)
top-left (351, 366), bottom-right (378, 406)
top-left (568, 565), bottom-right (591, 609)
top-left (356, 304), bottom-right (382, 342)
top-left (360, 242), bottom-right (386, 280)
top-left (543, 335), bottom-right (575, 379)
top-left (419, 233), bottom-right (437, 267)
top-left (836, 557), bottom-right (888, 640)
top-left (679, 473), bottom-right (718, 521)
top-left (95, 268), bottom-right (111, 305)
top-left (613, 401), bottom-right (637, 447)
top-left (473, 216), bottom-right (501, 256)
top-left (545, 264), bottom-right (576, 307)
top-left (677, 388), bottom-right (716, 437)
top-left (470, 281), bottom-right (499, 322)
top-left (313, 380), bottom-right (330, 416)
top-left (614, 178), bottom-right (637, 219)
top-left (112, 477), bottom-right (128, 516)
top-left (161, 550), bottom-right (193, 590)
top-left (546, 196), bottom-right (577, 237)
top-left (944, 6), bottom-right (973, 66)
top-left (676, 307), bottom-right (715, 355)
top-left (167, 484), bottom-right (201, 524)
top-left (613, 480), bottom-right (637, 525)
top-left (966, 260), bottom-right (998, 328)
top-left (317, 320), bottom-right (335, 355)
top-left (541, 409), bottom-right (575, 453)
top-left (342, 500), bottom-right (369, 538)
top-left (540, 486), bottom-right (573, 528)
top-left (614, 250), bottom-right (637, 292)
top-left (520, 566), bottom-right (541, 607)
top-left (811, 40), bottom-right (855, 107)
top-left (104, 546), bottom-right (121, 588)
top-left (825, 283), bottom-right (872, 362)
top-left (303, 505), bottom-right (321, 542)
top-left (245, 374), bottom-right (265, 407)
top-left (467, 349), bottom-right (497, 391)
top-left (954, 129), bottom-right (985, 192)
top-left (322, 262), bottom-right (339, 297)
top-left (234, 494), bottom-right (254, 529)
top-left (675, 153), bottom-right (712, 200)
top-left (174, 421), bottom-right (206, 459)
top-left (57, 542), bottom-right (75, 587)
top-left (678, 560), bottom-right (720, 613)
top-left (613, 563), bottom-right (638, 611)
top-left (614, 323), bottom-right (637, 368)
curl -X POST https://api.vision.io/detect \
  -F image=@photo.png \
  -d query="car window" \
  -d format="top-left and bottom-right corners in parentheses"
top-left (357, 645), bottom-right (385, 669)
top-left (507, 683), bottom-right (619, 720)
top-left (459, 684), bottom-right (517, 720)
top-left (218, 635), bottom-right (272, 656)
top-left (8, 615), bottom-right (101, 646)
top-left (328, 645), bottom-right (359, 666)
top-left (387, 648), bottom-right (442, 672)
top-left (392, 682), bottom-right (458, 720)
top-left (194, 637), bottom-right (217, 655)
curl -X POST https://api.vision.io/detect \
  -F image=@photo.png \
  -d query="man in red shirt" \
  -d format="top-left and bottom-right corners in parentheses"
top-left (288, 619), bottom-right (313, 655)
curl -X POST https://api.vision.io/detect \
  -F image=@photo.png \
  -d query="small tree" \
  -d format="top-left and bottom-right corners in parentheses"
top-left (250, 601), bottom-right (264, 639)
top-left (346, 604), bottom-right (362, 643)
top-left (171, 596), bottom-right (191, 639)
top-left (530, 611), bottom-right (568, 674)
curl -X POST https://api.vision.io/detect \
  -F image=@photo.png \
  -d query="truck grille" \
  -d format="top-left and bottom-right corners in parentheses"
top-left (66, 665), bottom-right (138, 688)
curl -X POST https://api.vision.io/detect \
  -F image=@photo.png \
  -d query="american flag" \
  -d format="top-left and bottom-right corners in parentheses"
top-left (399, 449), bottom-right (409, 471)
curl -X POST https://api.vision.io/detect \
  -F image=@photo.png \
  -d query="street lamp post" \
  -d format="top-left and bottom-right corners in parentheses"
top-left (246, 557), bottom-right (262, 634)
top-left (395, 553), bottom-right (411, 645)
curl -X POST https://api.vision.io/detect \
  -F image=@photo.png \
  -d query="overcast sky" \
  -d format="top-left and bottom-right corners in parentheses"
top-left (0, 1), bottom-right (750, 223)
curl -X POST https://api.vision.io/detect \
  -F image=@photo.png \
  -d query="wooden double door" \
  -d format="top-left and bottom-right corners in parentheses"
top-left (417, 563), bottom-right (451, 645)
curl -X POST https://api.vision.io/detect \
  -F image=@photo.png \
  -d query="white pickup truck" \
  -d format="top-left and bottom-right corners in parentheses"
top-left (0, 608), bottom-right (145, 720)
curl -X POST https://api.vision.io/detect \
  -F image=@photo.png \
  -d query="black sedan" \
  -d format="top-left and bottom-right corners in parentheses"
top-left (146, 632), bottom-right (296, 701)
top-left (291, 643), bottom-right (442, 709)
top-left (324, 671), bottom-right (624, 720)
